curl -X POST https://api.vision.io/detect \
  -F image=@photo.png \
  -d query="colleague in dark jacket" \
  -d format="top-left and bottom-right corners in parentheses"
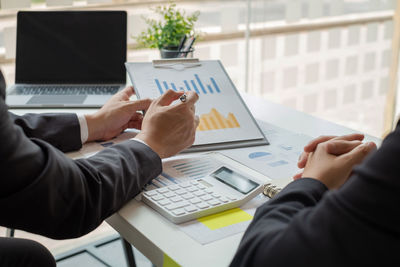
top-left (230, 125), bottom-right (400, 266)
top-left (0, 71), bottom-right (199, 267)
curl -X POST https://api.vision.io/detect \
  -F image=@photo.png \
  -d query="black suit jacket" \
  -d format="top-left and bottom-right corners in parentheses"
top-left (231, 124), bottom-right (400, 266)
top-left (0, 86), bottom-right (162, 239)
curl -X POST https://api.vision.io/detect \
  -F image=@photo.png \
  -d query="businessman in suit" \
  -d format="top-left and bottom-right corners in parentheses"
top-left (0, 71), bottom-right (199, 266)
top-left (230, 125), bottom-right (400, 266)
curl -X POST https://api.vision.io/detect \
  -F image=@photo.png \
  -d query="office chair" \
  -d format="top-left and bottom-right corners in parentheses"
top-left (0, 70), bottom-right (14, 239)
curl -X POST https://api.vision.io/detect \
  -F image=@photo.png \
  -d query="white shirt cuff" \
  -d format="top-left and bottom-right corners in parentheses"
top-left (131, 137), bottom-right (151, 148)
top-left (77, 114), bottom-right (89, 144)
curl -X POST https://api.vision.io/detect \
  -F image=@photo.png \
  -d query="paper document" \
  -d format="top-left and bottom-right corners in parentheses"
top-left (221, 120), bottom-right (313, 182)
top-left (125, 60), bottom-right (268, 151)
top-left (179, 193), bottom-right (269, 245)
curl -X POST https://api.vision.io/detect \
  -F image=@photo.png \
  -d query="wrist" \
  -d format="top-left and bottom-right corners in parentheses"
top-left (85, 113), bottom-right (105, 142)
top-left (135, 132), bottom-right (165, 158)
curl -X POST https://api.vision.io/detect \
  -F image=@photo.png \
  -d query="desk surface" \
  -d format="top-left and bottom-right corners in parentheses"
top-left (9, 93), bottom-right (380, 267)
top-left (108, 94), bottom-right (380, 267)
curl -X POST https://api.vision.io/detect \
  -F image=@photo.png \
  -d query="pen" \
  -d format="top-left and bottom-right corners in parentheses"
top-left (179, 36), bottom-right (196, 58)
top-left (179, 94), bottom-right (187, 102)
top-left (177, 35), bottom-right (187, 52)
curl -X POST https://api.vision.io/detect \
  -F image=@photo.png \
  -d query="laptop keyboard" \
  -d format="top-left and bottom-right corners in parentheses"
top-left (11, 85), bottom-right (120, 95)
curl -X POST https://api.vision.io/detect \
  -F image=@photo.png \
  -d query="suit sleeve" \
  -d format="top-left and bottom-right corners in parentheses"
top-left (0, 98), bottom-right (162, 239)
top-left (230, 124), bottom-right (400, 267)
top-left (8, 112), bottom-right (82, 152)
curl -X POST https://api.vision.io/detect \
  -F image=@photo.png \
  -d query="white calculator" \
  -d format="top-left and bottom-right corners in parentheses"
top-left (142, 153), bottom-right (272, 224)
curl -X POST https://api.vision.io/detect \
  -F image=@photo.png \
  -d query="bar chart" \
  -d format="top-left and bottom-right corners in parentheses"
top-left (198, 108), bottom-right (240, 131)
top-left (155, 74), bottom-right (221, 95)
top-left (126, 61), bottom-right (267, 148)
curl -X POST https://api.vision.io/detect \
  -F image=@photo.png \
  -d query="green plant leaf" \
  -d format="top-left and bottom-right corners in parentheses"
top-left (134, 0), bottom-right (200, 49)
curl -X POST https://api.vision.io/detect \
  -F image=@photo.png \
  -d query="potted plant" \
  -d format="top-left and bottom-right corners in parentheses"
top-left (135, 1), bottom-right (200, 58)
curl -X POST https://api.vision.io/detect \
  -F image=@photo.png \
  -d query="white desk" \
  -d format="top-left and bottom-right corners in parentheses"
top-left (106, 94), bottom-right (380, 267)
top-left (9, 93), bottom-right (381, 267)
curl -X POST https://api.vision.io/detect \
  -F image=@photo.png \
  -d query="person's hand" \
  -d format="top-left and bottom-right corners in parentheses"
top-left (293, 134), bottom-right (365, 179)
top-left (135, 90), bottom-right (199, 159)
top-left (85, 86), bottom-right (152, 142)
top-left (302, 139), bottom-right (376, 189)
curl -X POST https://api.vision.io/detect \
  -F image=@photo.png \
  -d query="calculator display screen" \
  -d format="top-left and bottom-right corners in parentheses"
top-left (211, 167), bottom-right (259, 194)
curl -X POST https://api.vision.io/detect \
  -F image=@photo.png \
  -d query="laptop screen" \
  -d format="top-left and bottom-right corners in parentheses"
top-left (15, 11), bottom-right (127, 84)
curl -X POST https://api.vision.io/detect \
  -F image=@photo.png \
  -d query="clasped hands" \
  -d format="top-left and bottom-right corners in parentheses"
top-left (295, 134), bottom-right (377, 189)
top-left (85, 86), bottom-right (199, 159)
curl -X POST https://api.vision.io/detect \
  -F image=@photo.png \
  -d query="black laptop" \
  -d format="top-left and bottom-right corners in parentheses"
top-left (6, 11), bottom-right (127, 108)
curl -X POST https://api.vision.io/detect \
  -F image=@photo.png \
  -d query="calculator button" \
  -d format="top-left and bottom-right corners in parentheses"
top-left (228, 196), bottom-right (237, 201)
top-left (151, 195), bottom-right (165, 201)
top-left (179, 183), bottom-right (192, 188)
top-left (165, 201), bottom-right (189, 210)
top-left (204, 189), bottom-right (213, 194)
top-left (164, 192), bottom-right (176, 198)
top-left (168, 185), bottom-right (180, 191)
top-left (190, 198), bottom-right (201, 204)
top-left (208, 199), bottom-right (221, 206)
top-left (196, 202), bottom-right (209, 209)
top-left (170, 196), bottom-right (183, 203)
top-left (212, 193), bottom-right (221, 198)
top-left (175, 189), bottom-right (187, 195)
top-left (184, 205), bottom-right (198, 213)
top-left (187, 187), bottom-right (199, 193)
top-left (194, 191), bottom-right (206, 197)
top-left (219, 197), bottom-right (229, 203)
top-left (144, 191), bottom-right (157, 197)
top-left (182, 193), bottom-right (194, 200)
top-left (197, 184), bottom-right (206, 190)
top-left (157, 188), bottom-right (169, 194)
top-left (200, 195), bottom-right (213, 201)
top-left (191, 181), bottom-right (199, 186)
top-left (172, 209), bottom-right (186, 216)
top-left (158, 199), bottom-right (171, 206)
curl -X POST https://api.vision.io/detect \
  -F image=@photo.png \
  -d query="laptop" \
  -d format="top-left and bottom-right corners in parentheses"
top-left (6, 11), bottom-right (127, 108)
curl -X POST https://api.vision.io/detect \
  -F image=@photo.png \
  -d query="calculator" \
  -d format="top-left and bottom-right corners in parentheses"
top-left (142, 153), bottom-right (272, 224)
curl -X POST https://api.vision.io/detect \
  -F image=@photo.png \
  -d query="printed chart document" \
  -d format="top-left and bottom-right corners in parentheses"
top-left (125, 60), bottom-right (268, 152)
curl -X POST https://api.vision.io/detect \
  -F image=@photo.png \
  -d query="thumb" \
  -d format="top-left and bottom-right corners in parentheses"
top-left (127, 98), bottom-right (153, 112)
top-left (157, 89), bottom-right (184, 106)
top-left (340, 142), bottom-right (377, 167)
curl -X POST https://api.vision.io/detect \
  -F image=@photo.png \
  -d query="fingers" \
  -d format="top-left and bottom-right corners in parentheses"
top-left (326, 140), bottom-right (363, 155)
top-left (297, 152), bottom-right (309, 169)
top-left (130, 112), bottom-right (144, 121)
top-left (117, 86), bottom-right (135, 100)
top-left (341, 142), bottom-right (377, 166)
top-left (293, 172), bottom-right (303, 180)
top-left (303, 135), bottom-right (336, 153)
top-left (127, 99), bottom-right (152, 112)
top-left (127, 120), bottom-right (142, 130)
top-left (304, 133), bottom-right (364, 153)
top-left (181, 91), bottom-right (199, 106)
top-left (157, 89), bottom-right (184, 106)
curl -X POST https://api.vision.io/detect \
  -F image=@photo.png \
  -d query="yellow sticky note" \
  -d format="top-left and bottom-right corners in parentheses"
top-left (164, 253), bottom-right (181, 267)
top-left (197, 208), bottom-right (253, 230)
